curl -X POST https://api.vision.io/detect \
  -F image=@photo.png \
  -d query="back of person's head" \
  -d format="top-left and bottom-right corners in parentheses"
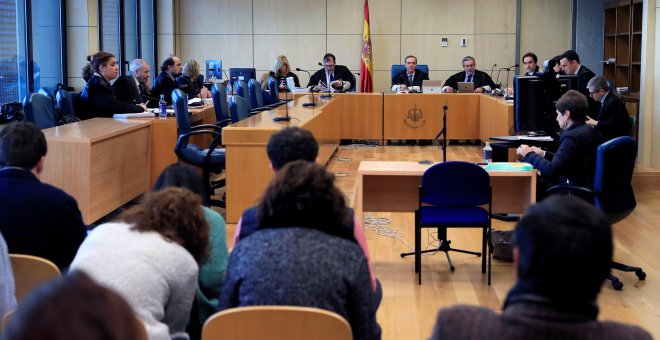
top-left (266, 127), bottom-right (319, 170)
top-left (152, 163), bottom-right (207, 203)
top-left (0, 121), bottom-right (47, 169)
top-left (555, 89), bottom-right (588, 122)
top-left (587, 75), bottom-right (611, 93)
top-left (2, 270), bottom-right (144, 340)
top-left (561, 49), bottom-right (580, 63)
top-left (87, 51), bottom-right (115, 74)
top-left (257, 160), bottom-right (352, 240)
top-left (129, 59), bottom-right (148, 74)
top-left (181, 59), bottom-right (200, 78)
top-left (513, 195), bottom-right (612, 305)
top-left (160, 56), bottom-right (175, 72)
top-left (81, 64), bottom-right (94, 82)
top-left (120, 187), bottom-right (209, 263)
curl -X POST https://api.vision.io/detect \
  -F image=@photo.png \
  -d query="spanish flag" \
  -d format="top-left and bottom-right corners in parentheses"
top-left (360, 0), bottom-right (372, 93)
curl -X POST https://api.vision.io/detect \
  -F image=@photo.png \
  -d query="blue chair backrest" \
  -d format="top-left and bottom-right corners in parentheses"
top-left (55, 89), bottom-right (79, 124)
top-left (593, 136), bottom-right (637, 221)
top-left (172, 89), bottom-right (192, 136)
top-left (229, 95), bottom-right (249, 123)
top-left (212, 83), bottom-right (230, 123)
top-left (234, 80), bottom-right (252, 110)
top-left (248, 79), bottom-right (264, 108)
top-left (23, 92), bottom-right (56, 129)
top-left (391, 64), bottom-right (429, 82)
top-left (421, 161), bottom-right (490, 207)
top-left (268, 76), bottom-right (279, 100)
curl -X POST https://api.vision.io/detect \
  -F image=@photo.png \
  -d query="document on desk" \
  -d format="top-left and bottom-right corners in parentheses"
top-left (113, 112), bottom-right (156, 118)
top-left (518, 135), bottom-right (553, 141)
top-left (484, 162), bottom-right (533, 171)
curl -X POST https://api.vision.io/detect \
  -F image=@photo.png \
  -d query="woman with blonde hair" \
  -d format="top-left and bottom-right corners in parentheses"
top-left (176, 59), bottom-right (211, 99)
top-left (260, 55), bottom-right (300, 91)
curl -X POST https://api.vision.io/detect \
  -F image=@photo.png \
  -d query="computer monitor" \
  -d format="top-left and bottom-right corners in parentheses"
top-left (229, 68), bottom-right (256, 85)
top-left (556, 74), bottom-right (579, 95)
top-left (514, 76), bottom-right (548, 134)
top-left (205, 60), bottom-right (222, 82)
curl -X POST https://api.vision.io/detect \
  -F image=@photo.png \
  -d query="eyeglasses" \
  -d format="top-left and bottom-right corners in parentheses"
top-left (589, 89), bottom-right (602, 95)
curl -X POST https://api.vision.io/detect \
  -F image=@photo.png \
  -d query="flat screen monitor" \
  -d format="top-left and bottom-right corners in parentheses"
top-left (205, 60), bottom-right (222, 82)
top-left (556, 74), bottom-right (579, 95)
top-left (514, 76), bottom-right (548, 134)
top-left (229, 68), bottom-right (256, 85)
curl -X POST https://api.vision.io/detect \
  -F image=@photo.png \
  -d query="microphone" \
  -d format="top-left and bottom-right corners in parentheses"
top-left (317, 61), bottom-right (333, 99)
top-left (296, 67), bottom-right (316, 107)
top-left (273, 85), bottom-right (291, 122)
top-left (490, 64), bottom-right (497, 80)
top-left (504, 63), bottom-right (519, 71)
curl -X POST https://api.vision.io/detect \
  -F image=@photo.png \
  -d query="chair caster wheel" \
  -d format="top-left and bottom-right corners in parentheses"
top-left (636, 270), bottom-right (647, 280)
top-left (611, 279), bottom-right (623, 291)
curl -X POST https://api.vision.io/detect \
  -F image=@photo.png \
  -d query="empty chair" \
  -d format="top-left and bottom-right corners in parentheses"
top-left (267, 76), bottom-right (279, 101)
top-left (172, 89), bottom-right (226, 208)
top-left (9, 254), bottom-right (60, 303)
top-left (202, 306), bottom-right (352, 340)
top-left (22, 93), bottom-right (57, 129)
top-left (211, 83), bottom-right (231, 128)
top-left (55, 89), bottom-right (81, 125)
top-left (229, 95), bottom-right (250, 123)
top-left (248, 79), bottom-right (264, 109)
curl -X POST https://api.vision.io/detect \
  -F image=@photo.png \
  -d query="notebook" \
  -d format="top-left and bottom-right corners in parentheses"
top-left (457, 82), bottom-right (475, 93)
top-left (422, 80), bottom-right (443, 93)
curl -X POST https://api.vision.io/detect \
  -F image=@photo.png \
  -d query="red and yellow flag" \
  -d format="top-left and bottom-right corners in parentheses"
top-left (360, 0), bottom-right (373, 93)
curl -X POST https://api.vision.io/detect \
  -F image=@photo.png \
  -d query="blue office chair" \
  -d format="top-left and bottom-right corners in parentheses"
top-left (267, 76), bottom-right (279, 100)
top-left (547, 136), bottom-right (646, 290)
top-left (55, 89), bottom-right (81, 125)
top-left (391, 64), bottom-right (430, 84)
top-left (248, 79), bottom-right (263, 109)
top-left (22, 92), bottom-right (57, 129)
top-left (401, 161), bottom-right (492, 285)
top-left (229, 95), bottom-right (250, 123)
top-left (211, 83), bottom-right (232, 128)
top-left (172, 89), bottom-right (226, 208)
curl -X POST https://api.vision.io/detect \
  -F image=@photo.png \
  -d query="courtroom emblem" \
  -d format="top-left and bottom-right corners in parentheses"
top-left (404, 104), bottom-right (426, 129)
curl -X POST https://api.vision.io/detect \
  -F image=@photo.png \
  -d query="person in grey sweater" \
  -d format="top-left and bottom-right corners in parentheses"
top-left (219, 161), bottom-right (381, 340)
top-left (71, 188), bottom-right (209, 340)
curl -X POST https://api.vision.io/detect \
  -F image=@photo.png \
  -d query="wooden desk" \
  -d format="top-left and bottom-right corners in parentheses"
top-left (356, 161), bottom-right (536, 222)
top-left (41, 118), bottom-right (152, 225)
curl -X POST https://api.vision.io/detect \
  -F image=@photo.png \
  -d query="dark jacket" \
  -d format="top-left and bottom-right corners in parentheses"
top-left (267, 71), bottom-right (301, 90)
top-left (176, 74), bottom-right (205, 99)
top-left (0, 168), bottom-right (87, 270)
top-left (443, 69), bottom-right (496, 91)
top-left (576, 65), bottom-right (598, 117)
top-left (151, 71), bottom-right (179, 104)
top-left (308, 65), bottom-right (355, 92)
top-left (523, 122), bottom-right (602, 188)
top-left (595, 92), bottom-right (632, 141)
top-left (392, 68), bottom-right (429, 87)
top-left (112, 75), bottom-right (150, 105)
top-left (78, 74), bottom-right (144, 119)
top-left (432, 303), bottom-right (651, 340)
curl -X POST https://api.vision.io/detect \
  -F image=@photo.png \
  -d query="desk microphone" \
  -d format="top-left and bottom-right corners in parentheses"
top-left (490, 64), bottom-right (497, 80)
top-left (273, 85), bottom-right (291, 122)
top-left (317, 62), bottom-right (333, 99)
top-left (296, 67), bottom-right (317, 107)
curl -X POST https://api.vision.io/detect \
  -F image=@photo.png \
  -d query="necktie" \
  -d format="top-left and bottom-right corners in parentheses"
top-left (408, 74), bottom-right (414, 85)
top-left (467, 74), bottom-right (473, 82)
top-left (330, 73), bottom-right (335, 82)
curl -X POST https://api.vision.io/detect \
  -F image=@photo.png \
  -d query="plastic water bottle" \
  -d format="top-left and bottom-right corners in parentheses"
top-left (483, 142), bottom-right (493, 164)
top-left (226, 82), bottom-right (233, 97)
top-left (158, 94), bottom-right (167, 119)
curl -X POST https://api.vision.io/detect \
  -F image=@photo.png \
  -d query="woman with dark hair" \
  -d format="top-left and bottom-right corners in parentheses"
top-left (152, 164), bottom-right (228, 327)
top-left (3, 271), bottom-right (145, 340)
top-left (220, 160), bottom-right (381, 340)
top-left (70, 188), bottom-right (209, 340)
top-left (78, 51), bottom-right (146, 119)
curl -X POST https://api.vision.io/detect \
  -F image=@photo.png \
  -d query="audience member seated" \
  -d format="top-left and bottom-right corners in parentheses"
top-left (176, 59), bottom-right (211, 100)
top-left (0, 232), bottom-right (16, 317)
top-left (260, 55), bottom-right (300, 91)
top-left (70, 188), bottom-right (209, 340)
top-left (308, 53), bottom-right (354, 92)
top-left (219, 160), bottom-right (381, 340)
top-left (442, 56), bottom-right (496, 93)
top-left (152, 164), bottom-right (228, 328)
top-left (517, 90), bottom-right (602, 198)
top-left (113, 59), bottom-right (157, 107)
top-left (77, 52), bottom-right (146, 119)
top-left (151, 55), bottom-right (182, 105)
top-left (431, 196), bottom-right (652, 340)
top-left (2, 270), bottom-right (145, 340)
top-left (232, 127), bottom-right (379, 298)
top-left (0, 122), bottom-right (87, 271)
top-left (586, 76), bottom-right (632, 141)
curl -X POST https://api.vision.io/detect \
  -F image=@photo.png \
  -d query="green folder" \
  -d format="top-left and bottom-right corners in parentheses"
top-left (484, 162), bottom-right (533, 171)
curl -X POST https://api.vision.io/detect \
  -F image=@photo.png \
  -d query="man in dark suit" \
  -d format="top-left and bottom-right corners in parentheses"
top-left (442, 56), bottom-right (496, 93)
top-left (431, 195), bottom-right (652, 340)
top-left (522, 52), bottom-right (543, 76)
top-left (151, 55), bottom-right (182, 104)
top-left (113, 59), bottom-right (157, 107)
top-left (586, 76), bottom-right (632, 141)
top-left (560, 50), bottom-right (598, 116)
top-left (0, 122), bottom-right (87, 270)
top-left (308, 53), bottom-right (355, 92)
top-left (391, 55), bottom-right (429, 92)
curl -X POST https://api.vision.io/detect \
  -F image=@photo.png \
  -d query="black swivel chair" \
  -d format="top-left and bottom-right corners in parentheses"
top-left (55, 89), bottom-right (81, 125)
top-left (22, 92), bottom-right (56, 129)
top-left (211, 83), bottom-right (232, 128)
top-left (547, 136), bottom-right (646, 290)
top-left (172, 89), bottom-right (226, 208)
top-left (401, 161), bottom-right (492, 285)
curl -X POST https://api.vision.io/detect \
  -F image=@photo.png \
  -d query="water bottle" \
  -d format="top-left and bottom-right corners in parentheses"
top-left (158, 94), bottom-right (167, 119)
top-left (226, 82), bottom-right (233, 97)
top-left (483, 142), bottom-right (493, 164)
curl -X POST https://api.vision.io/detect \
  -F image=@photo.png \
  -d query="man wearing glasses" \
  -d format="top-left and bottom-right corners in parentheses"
top-left (586, 76), bottom-right (632, 141)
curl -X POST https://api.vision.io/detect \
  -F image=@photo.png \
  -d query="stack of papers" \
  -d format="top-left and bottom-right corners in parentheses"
top-left (484, 162), bottom-right (533, 171)
top-left (113, 112), bottom-right (155, 118)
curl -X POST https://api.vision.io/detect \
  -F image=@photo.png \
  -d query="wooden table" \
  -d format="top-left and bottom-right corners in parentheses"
top-left (356, 161), bottom-right (536, 222)
top-left (41, 118), bottom-right (152, 225)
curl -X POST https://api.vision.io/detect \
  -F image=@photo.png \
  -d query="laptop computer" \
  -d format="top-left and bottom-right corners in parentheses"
top-left (457, 82), bottom-right (475, 93)
top-left (422, 80), bottom-right (443, 93)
